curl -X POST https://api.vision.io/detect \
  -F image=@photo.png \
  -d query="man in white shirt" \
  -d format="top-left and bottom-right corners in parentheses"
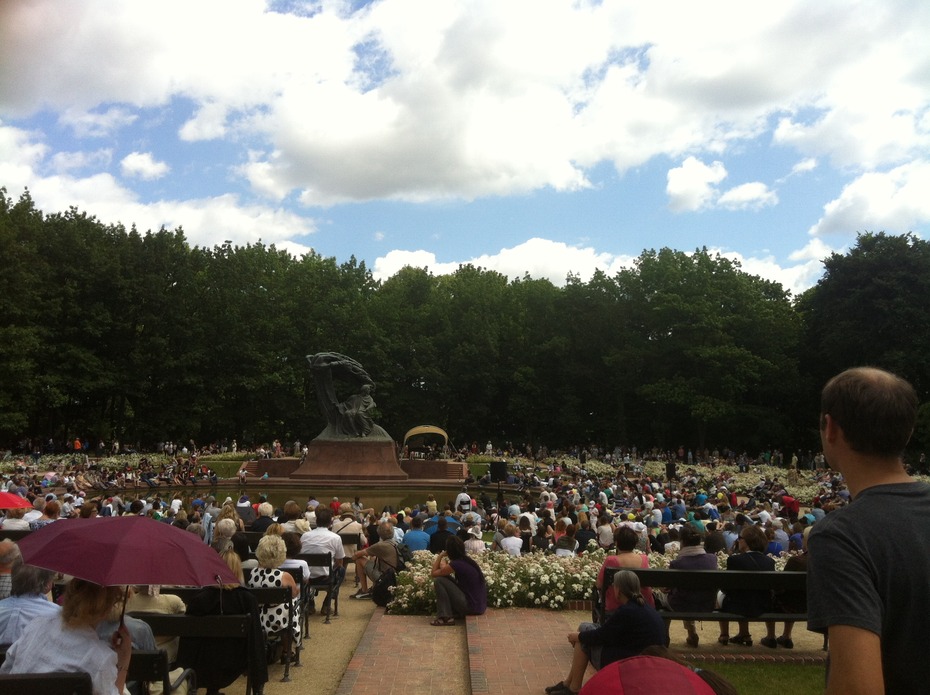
top-left (455, 487), bottom-right (472, 513)
top-left (300, 508), bottom-right (346, 576)
top-left (22, 499), bottom-right (43, 524)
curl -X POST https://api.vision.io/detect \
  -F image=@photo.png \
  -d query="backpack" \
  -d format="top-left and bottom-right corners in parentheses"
top-left (372, 542), bottom-right (408, 607)
top-left (397, 542), bottom-right (414, 567)
top-left (372, 567), bottom-right (397, 607)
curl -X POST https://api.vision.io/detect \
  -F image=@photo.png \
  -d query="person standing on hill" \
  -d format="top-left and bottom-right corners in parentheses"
top-left (808, 367), bottom-right (927, 695)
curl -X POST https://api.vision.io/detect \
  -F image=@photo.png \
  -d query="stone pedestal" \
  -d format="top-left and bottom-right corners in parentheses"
top-left (290, 439), bottom-right (408, 481)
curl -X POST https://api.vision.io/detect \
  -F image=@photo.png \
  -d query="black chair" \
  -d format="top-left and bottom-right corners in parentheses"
top-left (337, 532), bottom-right (363, 585)
top-left (127, 649), bottom-right (196, 695)
top-left (0, 529), bottom-right (31, 542)
top-left (128, 613), bottom-right (258, 695)
top-left (247, 585), bottom-right (298, 681)
top-left (0, 672), bottom-right (93, 695)
top-left (297, 552), bottom-right (341, 628)
top-left (242, 531), bottom-right (265, 552)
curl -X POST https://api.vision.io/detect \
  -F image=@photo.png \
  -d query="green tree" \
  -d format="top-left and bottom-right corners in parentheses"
top-left (798, 232), bottom-right (930, 398)
top-left (616, 248), bottom-right (800, 452)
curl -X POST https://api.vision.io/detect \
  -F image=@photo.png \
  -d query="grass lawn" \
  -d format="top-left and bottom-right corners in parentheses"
top-left (693, 661), bottom-right (824, 695)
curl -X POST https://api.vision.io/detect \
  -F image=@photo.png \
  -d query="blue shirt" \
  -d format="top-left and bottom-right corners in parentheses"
top-left (0, 595), bottom-right (61, 644)
top-left (402, 529), bottom-right (430, 551)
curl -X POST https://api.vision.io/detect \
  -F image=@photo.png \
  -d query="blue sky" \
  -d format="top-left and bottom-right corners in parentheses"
top-left (2, 0), bottom-right (928, 296)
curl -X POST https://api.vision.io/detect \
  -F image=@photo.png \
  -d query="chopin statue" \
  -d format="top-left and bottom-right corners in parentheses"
top-left (307, 352), bottom-right (391, 440)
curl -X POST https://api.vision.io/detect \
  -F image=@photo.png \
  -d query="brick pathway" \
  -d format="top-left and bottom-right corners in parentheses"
top-left (335, 607), bottom-right (827, 694)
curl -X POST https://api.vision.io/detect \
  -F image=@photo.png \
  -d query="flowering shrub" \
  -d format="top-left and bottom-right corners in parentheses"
top-left (391, 548), bottom-right (806, 614)
top-left (390, 549), bottom-right (606, 614)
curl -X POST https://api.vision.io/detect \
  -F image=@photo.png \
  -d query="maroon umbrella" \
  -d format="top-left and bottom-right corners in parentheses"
top-left (0, 491), bottom-right (32, 510)
top-left (15, 515), bottom-right (238, 586)
top-left (579, 655), bottom-right (716, 695)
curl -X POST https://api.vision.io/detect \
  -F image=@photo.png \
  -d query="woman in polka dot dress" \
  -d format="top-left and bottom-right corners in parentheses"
top-left (248, 535), bottom-right (301, 645)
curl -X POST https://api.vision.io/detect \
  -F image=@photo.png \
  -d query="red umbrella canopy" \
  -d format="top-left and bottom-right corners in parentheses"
top-left (579, 655), bottom-right (716, 695)
top-left (0, 491), bottom-right (33, 510)
top-left (16, 515), bottom-right (239, 587)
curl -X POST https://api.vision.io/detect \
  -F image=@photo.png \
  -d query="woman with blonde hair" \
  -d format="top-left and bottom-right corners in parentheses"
top-left (0, 578), bottom-right (133, 695)
top-left (216, 503), bottom-right (245, 532)
top-left (248, 535), bottom-right (301, 645)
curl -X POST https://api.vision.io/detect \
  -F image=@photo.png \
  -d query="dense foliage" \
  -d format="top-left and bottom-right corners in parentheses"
top-left (2, 190), bottom-right (928, 456)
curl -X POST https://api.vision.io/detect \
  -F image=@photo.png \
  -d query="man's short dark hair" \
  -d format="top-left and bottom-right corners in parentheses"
top-left (821, 367), bottom-right (918, 457)
top-left (315, 508), bottom-right (333, 528)
top-left (411, 516), bottom-right (423, 529)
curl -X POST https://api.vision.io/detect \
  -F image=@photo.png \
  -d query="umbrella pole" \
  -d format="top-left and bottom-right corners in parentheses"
top-left (120, 585), bottom-right (129, 626)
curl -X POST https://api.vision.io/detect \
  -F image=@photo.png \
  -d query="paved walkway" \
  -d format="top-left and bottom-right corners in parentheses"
top-left (333, 607), bottom-right (827, 694)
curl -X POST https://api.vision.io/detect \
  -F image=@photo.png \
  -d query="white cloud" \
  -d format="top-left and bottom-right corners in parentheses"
top-left (58, 107), bottom-right (137, 138)
top-left (717, 182), bottom-right (778, 211)
top-left (375, 238), bottom-right (828, 297)
top-left (809, 160), bottom-right (930, 237)
top-left (791, 158), bottom-right (817, 176)
top-left (374, 238), bottom-right (635, 286)
top-left (120, 151), bottom-right (169, 180)
top-left (712, 244), bottom-right (831, 298)
top-left (1, 0), bottom-right (927, 300)
top-left (179, 102), bottom-right (228, 142)
top-left (0, 121), bottom-right (48, 189)
top-left (0, 122), bottom-right (315, 249)
top-left (666, 157), bottom-right (727, 212)
top-left (50, 149), bottom-right (112, 174)
top-left (1, 1), bottom-right (928, 205)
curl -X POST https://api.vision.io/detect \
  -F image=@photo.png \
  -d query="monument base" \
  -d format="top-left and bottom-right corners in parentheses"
top-left (290, 439), bottom-right (408, 481)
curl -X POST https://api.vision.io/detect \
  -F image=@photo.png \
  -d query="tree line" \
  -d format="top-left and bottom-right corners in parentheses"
top-left (2, 189), bottom-right (928, 458)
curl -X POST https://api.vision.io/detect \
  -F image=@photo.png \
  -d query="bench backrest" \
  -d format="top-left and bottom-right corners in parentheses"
top-left (242, 531), bottom-right (265, 552)
top-left (130, 612), bottom-right (251, 639)
top-left (627, 567), bottom-right (807, 592)
top-left (0, 529), bottom-right (31, 542)
top-left (0, 671), bottom-right (93, 695)
top-left (337, 532), bottom-right (362, 548)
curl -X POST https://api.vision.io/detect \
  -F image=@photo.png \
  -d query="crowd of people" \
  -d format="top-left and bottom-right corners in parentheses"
top-left (0, 367), bottom-right (926, 693)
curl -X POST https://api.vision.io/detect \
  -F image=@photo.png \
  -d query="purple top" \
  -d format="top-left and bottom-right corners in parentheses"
top-left (451, 558), bottom-right (487, 615)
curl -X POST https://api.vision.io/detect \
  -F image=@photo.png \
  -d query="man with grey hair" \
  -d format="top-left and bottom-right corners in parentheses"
top-left (0, 564), bottom-right (59, 643)
top-left (250, 502), bottom-right (276, 534)
top-left (351, 521), bottom-right (401, 600)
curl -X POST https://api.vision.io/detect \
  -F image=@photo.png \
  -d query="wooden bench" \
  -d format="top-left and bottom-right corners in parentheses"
top-left (157, 584), bottom-right (300, 681)
top-left (297, 552), bottom-right (341, 628)
top-left (127, 649), bottom-right (196, 695)
top-left (0, 671), bottom-right (93, 695)
top-left (244, 578), bottom-right (301, 679)
top-left (599, 567), bottom-right (824, 649)
top-left (0, 529), bottom-right (31, 542)
top-left (242, 531), bottom-right (265, 552)
top-left (129, 613), bottom-right (260, 694)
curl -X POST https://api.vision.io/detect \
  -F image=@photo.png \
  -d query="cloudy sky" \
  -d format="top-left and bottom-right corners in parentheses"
top-left (1, 0), bottom-right (928, 296)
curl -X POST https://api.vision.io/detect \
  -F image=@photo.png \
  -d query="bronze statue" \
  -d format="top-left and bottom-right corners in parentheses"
top-left (307, 352), bottom-right (388, 439)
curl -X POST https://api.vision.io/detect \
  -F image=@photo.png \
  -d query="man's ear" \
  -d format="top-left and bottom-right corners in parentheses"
top-left (821, 414), bottom-right (840, 444)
